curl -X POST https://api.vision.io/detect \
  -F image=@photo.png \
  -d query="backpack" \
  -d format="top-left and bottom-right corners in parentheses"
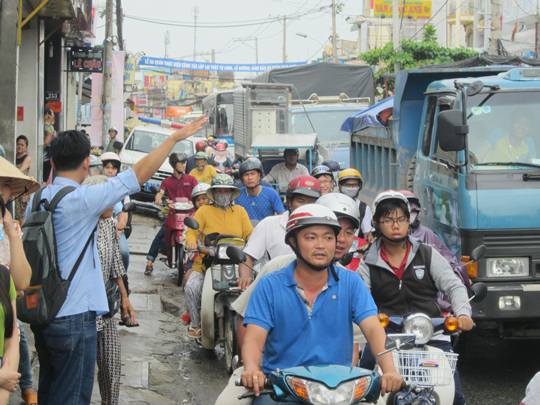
top-left (17, 186), bottom-right (95, 325)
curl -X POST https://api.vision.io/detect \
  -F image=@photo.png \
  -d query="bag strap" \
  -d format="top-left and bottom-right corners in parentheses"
top-left (31, 187), bottom-right (45, 212)
top-left (67, 225), bottom-right (97, 282)
top-left (48, 186), bottom-right (76, 212)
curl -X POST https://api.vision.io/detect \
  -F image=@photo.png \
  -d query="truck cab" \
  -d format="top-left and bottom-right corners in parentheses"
top-left (351, 66), bottom-right (540, 338)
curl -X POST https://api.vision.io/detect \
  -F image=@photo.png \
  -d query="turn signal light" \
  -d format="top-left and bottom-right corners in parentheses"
top-left (289, 377), bottom-right (309, 401)
top-left (378, 313), bottom-right (390, 328)
top-left (462, 255), bottom-right (478, 279)
top-left (353, 376), bottom-right (371, 401)
top-left (444, 316), bottom-right (460, 333)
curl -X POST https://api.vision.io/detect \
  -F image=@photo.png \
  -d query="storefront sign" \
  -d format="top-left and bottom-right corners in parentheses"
top-left (372, 0), bottom-right (431, 19)
top-left (69, 47), bottom-right (103, 73)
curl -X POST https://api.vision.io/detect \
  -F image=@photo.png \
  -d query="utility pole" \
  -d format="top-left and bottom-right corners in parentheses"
top-left (536, 0), bottom-right (540, 56)
top-left (488, 0), bottom-right (502, 55)
top-left (331, 0), bottom-right (338, 63)
top-left (455, 0), bottom-right (462, 47)
top-left (211, 49), bottom-right (216, 63)
top-left (483, 0), bottom-right (491, 51)
top-left (282, 16), bottom-right (287, 62)
top-left (101, 0), bottom-right (114, 147)
top-left (115, 0), bottom-right (124, 50)
top-left (164, 30), bottom-right (170, 58)
top-left (392, 0), bottom-right (401, 71)
top-left (255, 37), bottom-right (259, 64)
top-left (193, 7), bottom-right (199, 61)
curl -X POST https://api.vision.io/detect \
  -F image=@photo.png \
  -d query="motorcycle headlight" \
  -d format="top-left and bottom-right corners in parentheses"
top-left (486, 258), bottom-right (529, 278)
top-left (173, 202), bottom-right (193, 211)
top-left (403, 313), bottom-right (434, 345)
top-left (120, 162), bottom-right (132, 172)
top-left (217, 246), bottom-right (230, 260)
top-left (285, 376), bottom-right (371, 405)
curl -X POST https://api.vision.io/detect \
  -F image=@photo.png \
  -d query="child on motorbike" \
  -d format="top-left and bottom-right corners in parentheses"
top-left (358, 190), bottom-right (474, 405)
top-left (184, 174), bottom-right (252, 338)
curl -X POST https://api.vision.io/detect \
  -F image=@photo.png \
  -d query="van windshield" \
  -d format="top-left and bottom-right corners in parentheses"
top-left (467, 91), bottom-right (540, 167)
top-left (289, 110), bottom-right (356, 143)
top-left (128, 130), bottom-right (193, 155)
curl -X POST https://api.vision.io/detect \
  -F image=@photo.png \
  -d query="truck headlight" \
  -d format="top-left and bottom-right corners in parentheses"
top-left (486, 258), bottom-right (529, 278)
top-left (285, 376), bottom-right (371, 405)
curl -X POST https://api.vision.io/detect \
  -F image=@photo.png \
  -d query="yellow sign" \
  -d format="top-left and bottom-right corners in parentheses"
top-left (372, 0), bottom-right (432, 19)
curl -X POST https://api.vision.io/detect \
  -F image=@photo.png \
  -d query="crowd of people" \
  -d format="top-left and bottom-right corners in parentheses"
top-left (0, 115), bottom-right (536, 405)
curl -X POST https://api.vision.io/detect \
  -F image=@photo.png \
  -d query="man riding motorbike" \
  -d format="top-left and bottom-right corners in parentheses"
top-left (189, 151), bottom-right (217, 184)
top-left (358, 190), bottom-right (474, 405)
top-left (216, 196), bottom-right (394, 405)
top-left (145, 153), bottom-right (198, 275)
top-left (186, 140), bottom-right (207, 173)
top-left (337, 168), bottom-right (374, 241)
top-left (235, 158), bottom-right (285, 224)
top-left (184, 174), bottom-right (253, 338)
top-left (311, 165), bottom-right (335, 195)
top-left (238, 204), bottom-right (402, 403)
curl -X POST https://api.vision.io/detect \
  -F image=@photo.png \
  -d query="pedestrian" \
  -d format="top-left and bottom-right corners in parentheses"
top-left (0, 198), bottom-right (22, 405)
top-left (0, 161), bottom-right (38, 405)
top-left (83, 175), bottom-right (137, 405)
top-left (26, 117), bottom-right (207, 405)
top-left (42, 128), bottom-right (55, 183)
top-left (189, 151), bottom-right (217, 184)
top-left (145, 152), bottom-right (198, 275)
top-left (235, 158), bottom-right (285, 225)
top-left (14, 136), bottom-right (32, 223)
top-left (263, 148), bottom-right (309, 193)
top-left (105, 127), bottom-right (119, 152)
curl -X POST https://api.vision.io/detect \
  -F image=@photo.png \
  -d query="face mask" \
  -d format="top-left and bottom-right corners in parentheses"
top-left (213, 193), bottom-right (233, 208)
top-left (410, 211), bottom-right (420, 229)
top-left (340, 186), bottom-right (360, 199)
top-left (0, 224), bottom-right (4, 242)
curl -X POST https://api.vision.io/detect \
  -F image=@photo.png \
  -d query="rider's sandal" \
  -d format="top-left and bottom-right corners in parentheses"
top-left (144, 264), bottom-right (153, 276)
top-left (188, 326), bottom-right (201, 338)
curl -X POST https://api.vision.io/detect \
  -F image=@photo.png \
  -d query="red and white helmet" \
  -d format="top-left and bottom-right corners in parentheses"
top-left (373, 190), bottom-right (411, 216)
top-left (285, 204), bottom-right (341, 242)
top-left (286, 175), bottom-right (321, 199)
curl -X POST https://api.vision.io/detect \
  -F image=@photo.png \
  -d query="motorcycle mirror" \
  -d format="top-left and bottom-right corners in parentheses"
top-left (470, 244), bottom-right (486, 261)
top-left (122, 202), bottom-right (136, 213)
top-left (339, 252), bottom-right (354, 266)
top-left (471, 282), bottom-right (488, 303)
top-left (184, 217), bottom-right (199, 230)
top-left (225, 246), bottom-right (247, 264)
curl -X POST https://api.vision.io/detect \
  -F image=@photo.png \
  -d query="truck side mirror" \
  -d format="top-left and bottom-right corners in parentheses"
top-left (470, 244), bottom-right (486, 261)
top-left (436, 110), bottom-right (468, 152)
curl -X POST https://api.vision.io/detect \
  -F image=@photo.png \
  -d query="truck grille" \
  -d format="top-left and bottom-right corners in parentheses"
top-left (482, 234), bottom-right (540, 249)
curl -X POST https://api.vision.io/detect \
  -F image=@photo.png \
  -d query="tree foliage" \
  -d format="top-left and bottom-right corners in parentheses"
top-left (361, 25), bottom-right (478, 78)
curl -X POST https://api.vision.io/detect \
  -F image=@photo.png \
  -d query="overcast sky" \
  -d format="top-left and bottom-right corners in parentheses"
top-left (93, 0), bottom-right (365, 64)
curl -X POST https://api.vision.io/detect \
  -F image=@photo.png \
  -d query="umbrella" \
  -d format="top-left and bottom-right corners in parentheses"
top-left (0, 156), bottom-right (40, 199)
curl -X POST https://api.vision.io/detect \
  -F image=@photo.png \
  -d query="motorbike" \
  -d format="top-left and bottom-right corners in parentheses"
top-left (163, 197), bottom-right (193, 286)
top-left (184, 217), bottom-right (246, 373)
top-left (375, 281), bottom-right (488, 405)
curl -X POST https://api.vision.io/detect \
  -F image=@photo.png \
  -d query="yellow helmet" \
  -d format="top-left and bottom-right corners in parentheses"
top-left (337, 168), bottom-right (363, 184)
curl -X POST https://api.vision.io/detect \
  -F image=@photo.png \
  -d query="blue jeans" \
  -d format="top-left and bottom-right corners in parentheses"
top-left (360, 340), bottom-right (465, 405)
top-left (18, 324), bottom-right (33, 391)
top-left (31, 311), bottom-right (97, 405)
top-left (146, 225), bottom-right (165, 262)
top-left (119, 233), bottom-right (130, 271)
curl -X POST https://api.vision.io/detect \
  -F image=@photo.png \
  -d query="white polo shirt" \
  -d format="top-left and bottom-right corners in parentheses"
top-left (243, 211), bottom-right (293, 262)
top-left (263, 162), bottom-right (309, 193)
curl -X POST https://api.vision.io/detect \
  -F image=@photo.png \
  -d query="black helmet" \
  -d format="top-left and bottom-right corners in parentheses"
top-left (239, 157), bottom-right (264, 177)
top-left (322, 160), bottom-right (341, 172)
top-left (168, 152), bottom-right (188, 168)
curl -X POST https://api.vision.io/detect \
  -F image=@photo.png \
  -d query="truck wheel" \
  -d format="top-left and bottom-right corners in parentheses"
top-left (176, 245), bottom-right (185, 287)
top-left (405, 156), bottom-right (417, 191)
top-left (224, 309), bottom-right (238, 374)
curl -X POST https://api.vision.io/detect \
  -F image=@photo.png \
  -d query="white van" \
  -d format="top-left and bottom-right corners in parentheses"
top-left (119, 125), bottom-right (200, 202)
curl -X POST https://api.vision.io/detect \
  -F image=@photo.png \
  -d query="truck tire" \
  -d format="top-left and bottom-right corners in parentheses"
top-left (405, 156), bottom-right (417, 191)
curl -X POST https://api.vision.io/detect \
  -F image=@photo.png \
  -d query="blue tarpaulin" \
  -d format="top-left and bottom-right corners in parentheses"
top-left (341, 96), bottom-right (394, 132)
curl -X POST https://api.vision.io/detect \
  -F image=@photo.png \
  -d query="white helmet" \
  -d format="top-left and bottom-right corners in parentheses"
top-left (285, 204), bottom-right (341, 243)
top-left (191, 183), bottom-right (211, 202)
top-left (100, 152), bottom-right (121, 164)
top-left (373, 190), bottom-right (411, 216)
top-left (317, 193), bottom-right (360, 230)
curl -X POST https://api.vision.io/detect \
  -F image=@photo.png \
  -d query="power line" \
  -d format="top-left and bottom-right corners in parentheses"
top-left (407, 0), bottom-right (450, 40)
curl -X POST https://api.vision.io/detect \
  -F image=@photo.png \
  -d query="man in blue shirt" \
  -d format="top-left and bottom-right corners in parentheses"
top-left (235, 158), bottom-right (285, 224)
top-left (27, 117), bottom-right (207, 405)
top-left (241, 203), bottom-right (403, 401)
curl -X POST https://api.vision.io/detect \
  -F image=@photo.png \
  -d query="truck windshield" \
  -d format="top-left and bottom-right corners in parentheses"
top-left (289, 110), bottom-right (355, 143)
top-left (467, 91), bottom-right (540, 167)
top-left (129, 130), bottom-right (193, 155)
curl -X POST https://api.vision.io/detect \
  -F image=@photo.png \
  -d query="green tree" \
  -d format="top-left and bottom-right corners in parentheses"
top-left (361, 25), bottom-right (478, 79)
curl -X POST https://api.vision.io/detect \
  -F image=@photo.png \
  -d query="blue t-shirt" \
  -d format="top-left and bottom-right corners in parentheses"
top-left (244, 261), bottom-right (378, 373)
top-left (235, 186), bottom-right (285, 222)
